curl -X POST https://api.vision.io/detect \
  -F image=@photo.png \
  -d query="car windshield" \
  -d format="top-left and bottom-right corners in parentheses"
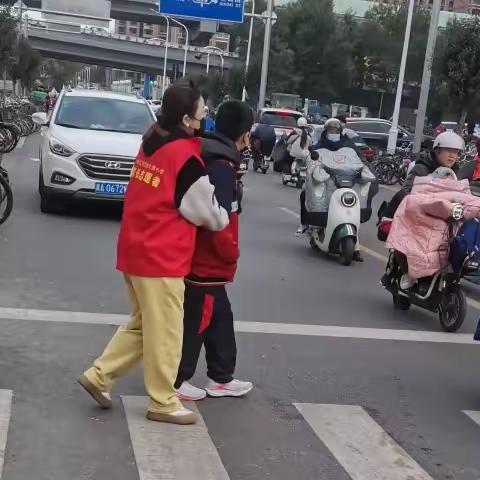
top-left (55, 96), bottom-right (154, 134)
top-left (261, 113), bottom-right (300, 128)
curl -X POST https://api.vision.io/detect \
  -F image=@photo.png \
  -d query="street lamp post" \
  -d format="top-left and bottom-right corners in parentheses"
top-left (204, 46), bottom-right (225, 77)
top-left (170, 17), bottom-right (189, 77)
top-left (242, 0), bottom-right (256, 101)
top-left (258, 0), bottom-right (274, 109)
top-left (387, 0), bottom-right (415, 154)
top-left (151, 9), bottom-right (189, 78)
top-left (158, 15), bottom-right (170, 97)
top-left (413, 0), bottom-right (441, 154)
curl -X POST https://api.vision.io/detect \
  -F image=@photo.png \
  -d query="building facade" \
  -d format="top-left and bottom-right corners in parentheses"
top-left (113, 20), bottom-right (185, 45)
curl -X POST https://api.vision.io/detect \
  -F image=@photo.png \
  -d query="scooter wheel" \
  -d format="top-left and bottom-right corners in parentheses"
top-left (339, 238), bottom-right (355, 266)
top-left (438, 284), bottom-right (466, 332)
top-left (296, 179), bottom-right (304, 189)
top-left (262, 168), bottom-right (268, 174)
top-left (282, 177), bottom-right (288, 185)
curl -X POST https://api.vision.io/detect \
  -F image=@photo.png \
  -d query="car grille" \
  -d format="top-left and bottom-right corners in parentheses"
top-left (77, 155), bottom-right (135, 182)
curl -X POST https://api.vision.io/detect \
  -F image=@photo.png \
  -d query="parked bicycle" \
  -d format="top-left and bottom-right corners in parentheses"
top-left (371, 143), bottom-right (414, 185)
top-left (0, 155), bottom-right (13, 226)
top-left (0, 96), bottom-right (39, 154)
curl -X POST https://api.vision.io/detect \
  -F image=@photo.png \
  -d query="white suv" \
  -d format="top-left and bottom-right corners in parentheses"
top-left (32, 89), bottom-right (156, 213)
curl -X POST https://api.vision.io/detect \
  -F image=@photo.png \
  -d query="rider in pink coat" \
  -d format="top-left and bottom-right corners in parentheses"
top-left (386, 174), bottom-right (480, 279)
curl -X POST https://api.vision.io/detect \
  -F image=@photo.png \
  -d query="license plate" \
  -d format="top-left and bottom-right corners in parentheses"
top-left (95, 182), bottom-right (127, 196)
top-left (300, 171), bottom-right (307, 177)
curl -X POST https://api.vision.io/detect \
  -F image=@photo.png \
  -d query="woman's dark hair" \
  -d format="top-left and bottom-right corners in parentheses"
top-left (299, 128), bottom-right (309, 149)
top-left (157, 80), bottom-right (202, 131)
top-left (142, 81), bottom-right (201, 156)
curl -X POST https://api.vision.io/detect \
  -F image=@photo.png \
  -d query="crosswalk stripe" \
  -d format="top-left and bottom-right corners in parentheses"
top-left (295, 403), bottom-right (433, 480)
top-left (463, 410), bottom-right (480, 427)
top-left (0, 390), bottom-right (13, 476)
top-left (122, 396), bottom-right (230, 480)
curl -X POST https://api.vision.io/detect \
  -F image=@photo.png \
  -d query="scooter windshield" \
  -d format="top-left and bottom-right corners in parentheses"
top-left (316, 148), bottom-right (364, 188)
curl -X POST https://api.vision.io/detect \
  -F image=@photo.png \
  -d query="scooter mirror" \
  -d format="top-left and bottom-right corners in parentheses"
top-left (310, 151), bottom-right (320, 161)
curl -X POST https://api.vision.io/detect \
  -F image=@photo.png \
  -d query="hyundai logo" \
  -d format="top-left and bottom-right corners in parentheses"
top-left (105, 161), bottom-right (121, 170)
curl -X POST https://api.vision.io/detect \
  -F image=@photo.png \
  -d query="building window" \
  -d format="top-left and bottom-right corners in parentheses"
top-left (129, 26), bottom-right (138, 35)
top-left (448, 0), bottom-right (453, 9)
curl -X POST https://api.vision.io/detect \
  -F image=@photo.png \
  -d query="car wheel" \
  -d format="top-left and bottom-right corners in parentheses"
top-left (39, 170), bottom-right (61, 214)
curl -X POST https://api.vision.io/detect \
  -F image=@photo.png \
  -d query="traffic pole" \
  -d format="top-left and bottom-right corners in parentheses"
top-left (242, 0), bottom-right (256, 101)
top-left (387, 0), bottom-right (415, 154)
top-left (413, 0), bottom-right (441, 154)
top-left (258, 0), bottom-right (273, 109)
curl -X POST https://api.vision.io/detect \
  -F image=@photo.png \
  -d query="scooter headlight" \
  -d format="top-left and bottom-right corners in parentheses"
top-left (341, 192), bottom-right (357, 207)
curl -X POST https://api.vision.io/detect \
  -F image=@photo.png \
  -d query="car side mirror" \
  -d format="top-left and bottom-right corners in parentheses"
top-left (32, 112), bottom-right (49, 126)
top-left (310, 150), bottom-right (320, 161)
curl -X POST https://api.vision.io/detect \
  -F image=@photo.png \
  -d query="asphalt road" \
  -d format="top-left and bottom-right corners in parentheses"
top-left (0, 134), bottom-right (480, 480)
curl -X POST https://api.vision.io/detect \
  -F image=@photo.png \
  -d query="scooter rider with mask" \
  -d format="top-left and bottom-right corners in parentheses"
top-left (297, 118), bottom-right (364, 262)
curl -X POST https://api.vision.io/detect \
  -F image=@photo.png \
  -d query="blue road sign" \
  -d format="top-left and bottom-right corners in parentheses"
top-left (159, 0), bottom-right (244, 23)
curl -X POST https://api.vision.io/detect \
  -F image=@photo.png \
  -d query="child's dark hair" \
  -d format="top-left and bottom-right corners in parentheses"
top-left (215, 100), bottom-right (254, 142)
top-left (143, 81), bottom-right (201, 156)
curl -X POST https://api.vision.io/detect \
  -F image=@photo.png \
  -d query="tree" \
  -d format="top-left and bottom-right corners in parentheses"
top-left (360, 3), bottom-right (430, 92)
top-left (438, 17), bottom-right (480, 128)
top-left (0, 6), bottom-right (18, 92)
top-left (280, 0), bottom-right (353, 99)
top-left (9, 37), bottom-right (42, 91)
top-left (40, 59), bottom-right (82, 90)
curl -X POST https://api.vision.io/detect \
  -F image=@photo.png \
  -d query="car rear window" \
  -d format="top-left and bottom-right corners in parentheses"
top-left (260, 112), bottom-right (300, 128)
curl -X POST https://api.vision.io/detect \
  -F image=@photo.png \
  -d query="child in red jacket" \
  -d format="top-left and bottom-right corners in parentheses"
top-left (175, 101), bottom-right (254, 401)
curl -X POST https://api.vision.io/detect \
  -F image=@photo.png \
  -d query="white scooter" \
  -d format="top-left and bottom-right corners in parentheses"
top-left (305, 149), bottom-right (377, 266)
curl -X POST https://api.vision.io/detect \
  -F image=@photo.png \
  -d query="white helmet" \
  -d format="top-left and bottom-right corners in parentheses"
top-left (433, 131), bottom-right (465, 151)
top-left (324, 117), bottom-right (342, 130)
top-left (297, 117), bottom-right (308, 128)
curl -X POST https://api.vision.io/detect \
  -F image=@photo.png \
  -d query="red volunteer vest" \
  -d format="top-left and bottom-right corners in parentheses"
top-left (117, 137), bottom-right (203, 277)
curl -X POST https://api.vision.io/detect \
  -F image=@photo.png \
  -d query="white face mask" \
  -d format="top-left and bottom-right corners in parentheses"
top-left (327, 133), bottom-right (340, 142)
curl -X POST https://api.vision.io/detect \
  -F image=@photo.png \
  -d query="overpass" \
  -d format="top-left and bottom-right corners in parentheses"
top-left (26, 23), bottom-right (237, 75)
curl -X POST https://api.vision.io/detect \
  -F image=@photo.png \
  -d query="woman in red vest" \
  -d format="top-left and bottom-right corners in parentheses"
top-left (79, 82), bottom-right (229, 425)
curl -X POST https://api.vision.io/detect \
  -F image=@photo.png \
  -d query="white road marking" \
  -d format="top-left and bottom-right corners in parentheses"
top-left (0, 390), bottom-right (13, 476)
top-left (463, 410), bottom-right (480, 427)
top-left (236, 320), bottom-right (477, 344)
top-left (0, 306), bottom-right (477, 344)
top-left (122, 396), bottom-right (230, 480)
top-left (280, 206), bottom-right (300, 218)
top-left (295, 403), bottom-right (433, 480)
top-left (29, 157), bottom-right (40, 163)
top-left (278, 207), bottom-right (480, 310)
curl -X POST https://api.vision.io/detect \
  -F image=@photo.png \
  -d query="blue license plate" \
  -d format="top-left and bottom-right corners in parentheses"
top-left (95, 182), bottom-right (127, 196)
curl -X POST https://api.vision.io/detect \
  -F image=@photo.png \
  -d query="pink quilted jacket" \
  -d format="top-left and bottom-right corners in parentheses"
top-left (386, 177), bottom-right (480, 279)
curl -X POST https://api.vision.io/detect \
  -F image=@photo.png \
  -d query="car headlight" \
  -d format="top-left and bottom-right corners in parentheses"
top-left (49, 137), bottom-right (75, 157)
top-left (341, 192), bottom-right (357, 207)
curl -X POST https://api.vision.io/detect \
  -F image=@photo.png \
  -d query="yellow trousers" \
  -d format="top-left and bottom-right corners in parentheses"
top-left (84, 275), bottom-right (185, 413)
